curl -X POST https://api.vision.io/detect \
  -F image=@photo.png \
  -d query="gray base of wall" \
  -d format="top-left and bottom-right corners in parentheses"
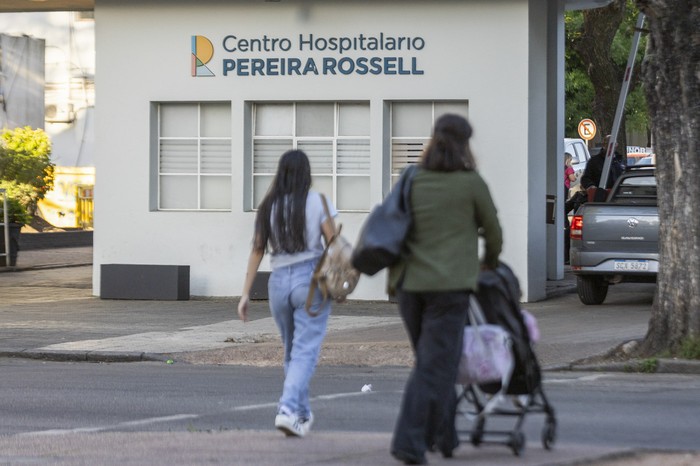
top-left (100, 264), bottom-right (190, 300)
top-left (19, 231), bottom-right (93, 250)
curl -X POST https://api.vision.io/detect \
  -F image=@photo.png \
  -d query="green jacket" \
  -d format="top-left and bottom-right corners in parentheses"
top-left (389, 168), bottom-right (502, 293)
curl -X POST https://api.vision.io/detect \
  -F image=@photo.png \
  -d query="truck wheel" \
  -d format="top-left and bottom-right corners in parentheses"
top-left (577, 276), bottom-right (608, 305)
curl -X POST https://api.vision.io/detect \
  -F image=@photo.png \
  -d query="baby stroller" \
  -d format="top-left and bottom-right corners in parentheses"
top-left (455, 262), bottom-right (557, 456)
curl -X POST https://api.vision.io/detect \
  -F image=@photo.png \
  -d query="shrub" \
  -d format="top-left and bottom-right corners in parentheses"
top-left (0, 126), bottom-right (54, 216)
top-left (0, 194), bottom-right (32, 226)
top-left (680, 337), bottom-right (700, 360)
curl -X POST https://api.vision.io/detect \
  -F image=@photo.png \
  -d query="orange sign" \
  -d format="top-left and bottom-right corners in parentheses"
top-left (578, 119), bottom-right (597, 141)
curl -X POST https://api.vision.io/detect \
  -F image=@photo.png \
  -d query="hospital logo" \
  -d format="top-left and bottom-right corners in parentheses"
top-left (192, 35), bottom-right (214, 77)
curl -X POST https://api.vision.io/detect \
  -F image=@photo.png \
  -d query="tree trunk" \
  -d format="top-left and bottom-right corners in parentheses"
top-left (574, 0), bottom-right (628, 149)
top-left (636, 0), bottom-right (700, 355)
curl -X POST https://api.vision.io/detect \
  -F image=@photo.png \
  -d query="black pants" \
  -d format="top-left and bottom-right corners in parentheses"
top-left (391, 290), bottom-right (470, 458)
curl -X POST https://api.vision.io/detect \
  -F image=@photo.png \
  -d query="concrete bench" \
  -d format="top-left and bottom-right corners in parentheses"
top-left (100, 264), bottom-right (189, 300)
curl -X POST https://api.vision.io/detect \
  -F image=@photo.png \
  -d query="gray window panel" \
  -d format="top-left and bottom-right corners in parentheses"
top-left (392, 102), bottom-right (432, 137)
top-left (255, 104), bottom-right (293, 136)
top-left (160, 175), bottom-right (198, 209)
top-left (311, 176), bottom-right (333, 200)
top-left (200, 176), bottom-right (232, 209)
top-left (201, 103), bottom-right (232, 137)
top-left (253, 175), bottom-right (274, 209)
top-left (201, 139), bottom-right (232, 174)
top-left (296, 103), bottom-right (334, 137)
top-left (337, 139), bottom-right (370, 175)
top-left (253, 139), bottom-right (293, 173)
top-left (337, 176), bottom-right (370, 211)
top-left (338, 103), bottom-right (370, 136)
top-left (298, 140), bottom-right (333, 174)
top-left (434, 102), bottom-right (469, 120)
top-left (160, 139), bottom-right (198, 174)
top-left (161, 104), bottom-right (198, 138)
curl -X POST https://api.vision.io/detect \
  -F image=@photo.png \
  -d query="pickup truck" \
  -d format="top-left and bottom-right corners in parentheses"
top-left (569, 166), bottom-right (658, 305)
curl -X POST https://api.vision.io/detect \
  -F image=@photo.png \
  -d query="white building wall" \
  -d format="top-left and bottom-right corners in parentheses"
top-left (94, 0), bottom-right (548, 301)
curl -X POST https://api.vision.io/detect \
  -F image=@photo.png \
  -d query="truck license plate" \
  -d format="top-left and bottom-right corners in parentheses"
top-left (614, 260), bottom-right (649, 271)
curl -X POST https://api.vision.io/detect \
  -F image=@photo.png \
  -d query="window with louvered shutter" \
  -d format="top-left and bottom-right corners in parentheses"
top-left (390, 101), bottom-right (469, 185)
top-left (157, 102), bottom-right (232, 210)
top-left (251, 102), bottom-right (370, 211)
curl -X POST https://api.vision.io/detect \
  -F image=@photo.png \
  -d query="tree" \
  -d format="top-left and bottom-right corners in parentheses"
top-left (635, 0), bottom-right (700, 355)
top-left (566, 0), bottom-right (648, 149)
top-left (0, 126), bottom-right (54, 216)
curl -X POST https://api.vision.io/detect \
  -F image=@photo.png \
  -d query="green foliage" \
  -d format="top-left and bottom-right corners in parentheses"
top-left (564, 1), bottom-right (649, 140)
top-left (0, 180), bottom-right (38, 212)
top-left (565, 68), bottom-right (595, 137)
top-left (0, 193), bottom-right (32, 225)
top-left (638, 358), bottom-right (658, 373)
top-left (625, 87), bottom-right (650, 135)
top-left (679, 337), bottom-right (700, 360)
top-left (0, 126), bottom-right (55, 216)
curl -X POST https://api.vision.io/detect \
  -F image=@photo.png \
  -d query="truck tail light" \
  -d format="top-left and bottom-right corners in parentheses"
top-left (570, 215), bottom-right (583, 240)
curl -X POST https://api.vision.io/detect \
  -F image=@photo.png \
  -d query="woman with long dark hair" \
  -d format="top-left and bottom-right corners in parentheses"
top-left (238, 149), bottom-right (336, 438)
top-left (389, 114), bottom-right (503, 464)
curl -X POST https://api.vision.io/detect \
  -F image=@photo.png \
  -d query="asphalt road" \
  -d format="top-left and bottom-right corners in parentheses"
top-left (2, 359), bottom-right (700, 451)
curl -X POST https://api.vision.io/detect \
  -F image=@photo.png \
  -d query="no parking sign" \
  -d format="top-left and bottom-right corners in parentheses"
top-left (578, 119), bottom-right (597, 141)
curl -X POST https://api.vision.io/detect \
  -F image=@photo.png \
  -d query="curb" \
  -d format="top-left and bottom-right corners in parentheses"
top-left (570, 358), bottom-right (700, 375)
top-left (0, 262), bottom-right (93, 273)
top-left (3, 347), bottom-right (699, 374)
top-left (0, 349), bottom-right (172, 363)
top-left (545, 284), bottom-right (577, 299)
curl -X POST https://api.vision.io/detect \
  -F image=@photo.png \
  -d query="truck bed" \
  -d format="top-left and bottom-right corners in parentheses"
top-left (570, 203), bottom-right (658, 274)
top-left (569, 167), bottom-right (658, 304)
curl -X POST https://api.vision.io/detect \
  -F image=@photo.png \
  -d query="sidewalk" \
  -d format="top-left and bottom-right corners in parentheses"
top-left (0, 246), bottom-right (584, 367)
top-left (3, 246), bottom-right (699, 375)
top-left (1, 246), bottom-right (698, 465)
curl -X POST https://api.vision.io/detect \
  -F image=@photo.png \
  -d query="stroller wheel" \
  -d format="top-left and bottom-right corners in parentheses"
top-left (470, 418), bottom-right (485, 446)
top-left (508, 431), bottom-right (525, 456)
top-left (542, 419), bottom-right (557, 450)
top-left (470, 432), bottom-right (483, 447)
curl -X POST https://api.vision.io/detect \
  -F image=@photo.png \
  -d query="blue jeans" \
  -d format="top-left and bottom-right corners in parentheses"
top-left (268, 258), bottom-right (331, 419)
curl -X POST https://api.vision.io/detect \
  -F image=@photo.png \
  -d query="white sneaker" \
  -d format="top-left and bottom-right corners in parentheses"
top-left (275, 408), bottom-right (305, 437)
top-left (299, 412), bottom-right (314, 436)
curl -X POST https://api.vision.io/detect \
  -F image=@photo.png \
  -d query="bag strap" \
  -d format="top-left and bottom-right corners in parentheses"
top-left (468, 295), bottom-right (488, 326)
top-left (319, 194), bottom-right (337, 237)
top-left (305, 194), bottom-right (336, 316)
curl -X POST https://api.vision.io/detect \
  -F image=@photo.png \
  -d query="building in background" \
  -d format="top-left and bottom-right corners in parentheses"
top-left (1, 0), bottom-right (615, 302)
top-left (0, 12), bottom-right (95, 228)
top-left (0, 33), bottom-right (45, 130)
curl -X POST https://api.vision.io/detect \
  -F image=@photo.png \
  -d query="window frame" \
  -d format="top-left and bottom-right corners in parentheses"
top-left (155, 102), bottom-right (233, 212)
top-left (250, 101), bottom-right (371, 212)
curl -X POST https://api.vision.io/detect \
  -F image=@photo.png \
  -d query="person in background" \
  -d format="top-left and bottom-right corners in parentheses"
top-left (237, 150), bottom-right (336, 438)
top-left (581, 134), bottom-right (625, 191)
top-left (564, 152), bottom-right (577, 264)
top-left (564, 152), bottom-right (576, 199)
top-left (388, 114), bottom-right (503, 465)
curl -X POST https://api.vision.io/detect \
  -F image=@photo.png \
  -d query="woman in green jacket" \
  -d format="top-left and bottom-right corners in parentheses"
top-left (390, 114), bottom-right (503, 465)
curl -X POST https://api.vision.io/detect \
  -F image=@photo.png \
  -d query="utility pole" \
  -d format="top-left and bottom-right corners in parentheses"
top-left (598, 12), bottom-right (647, 190)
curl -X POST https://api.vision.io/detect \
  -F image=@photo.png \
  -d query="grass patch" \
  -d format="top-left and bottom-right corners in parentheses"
top-left (679, 337), bottom-right (700, 360)
top-left (638, 358), bottom-right (658, 373)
